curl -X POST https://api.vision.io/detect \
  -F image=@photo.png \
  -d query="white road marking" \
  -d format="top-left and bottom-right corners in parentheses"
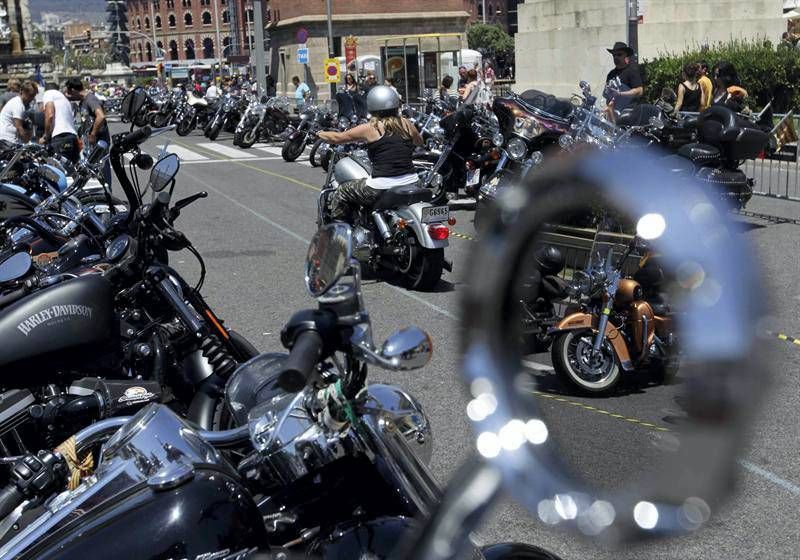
top-left (253, 146), bottom-right (283, 156)
top-left (196, 142), bottom-right (257, 159)
top-left (179, 156), bottom-right (282, 165)
top-left (156, 144), bottom-right (208, 161)
top-left (522, 359), bottom-right (554, 371)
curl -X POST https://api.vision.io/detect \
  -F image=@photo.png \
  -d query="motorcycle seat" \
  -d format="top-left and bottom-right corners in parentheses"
top-left (371, 184), bottom-right (432, 210)
top-left (661, 154), bottom-right (695, 174)
top-left (677, 143), bottom-right (721, 166)
top-left (616, 104), bottom-right (662, 128)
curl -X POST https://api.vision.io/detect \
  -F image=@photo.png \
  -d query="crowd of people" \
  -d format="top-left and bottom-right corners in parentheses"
top-left (602, 41), bottom-right (749, 115)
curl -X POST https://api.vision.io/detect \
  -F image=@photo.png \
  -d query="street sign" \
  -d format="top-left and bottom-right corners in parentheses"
top-left (297, 46), bottom-right (309, 65)
top-left (324, 58), bottom-right (341, 84)
top-left (296, 27), bottom-right (309, 44)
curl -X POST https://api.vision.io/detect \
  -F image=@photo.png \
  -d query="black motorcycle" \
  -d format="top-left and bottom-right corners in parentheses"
top-left (233, 96), bottom-right (295, 148)
top-left (282, 104), bottom-right (337, 162)
top-left (204, 92), bottom-right (246, 141)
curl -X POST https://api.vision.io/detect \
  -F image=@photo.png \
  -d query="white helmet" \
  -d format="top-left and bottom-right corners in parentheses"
top-left (367, 85), bottom-right (400, 113)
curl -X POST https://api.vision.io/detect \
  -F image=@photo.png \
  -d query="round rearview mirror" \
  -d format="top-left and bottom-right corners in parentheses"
top-left (0, 252), bottom-right (32, 283)
top-left (305, 223), bottom-right (353, 297)
top-left (461, 148), bottom-right (767, 544)
top-left (147, 153), bottom-right (180, 192)
top-left (380, 327), bottom-right (433, 371)
top-left (121, 87), bottom-right (148, 122)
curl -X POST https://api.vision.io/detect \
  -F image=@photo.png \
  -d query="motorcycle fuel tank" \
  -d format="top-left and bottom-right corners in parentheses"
top-left (0, 274), bottom-right (114, 369)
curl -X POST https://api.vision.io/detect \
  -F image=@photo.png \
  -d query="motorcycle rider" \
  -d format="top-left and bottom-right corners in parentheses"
top-left (318, 85), bottom-right (423, 222)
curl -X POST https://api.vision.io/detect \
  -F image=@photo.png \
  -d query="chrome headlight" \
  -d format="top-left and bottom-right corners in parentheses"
top-left (506, 136), bottom-right (528, 161)
top-left (528, 151), bottom-right (544, 167)
top-left (492, 132), bottom-right (504, 147)
top-left (429, 172), bottom-right (443, 188)
top-left (558, 134), bottom-right (576, 150)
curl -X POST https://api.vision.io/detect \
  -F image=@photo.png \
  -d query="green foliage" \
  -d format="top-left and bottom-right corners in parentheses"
top-left (467, 23), bottom-right (514, 55)
top-left (640, 38), bottom-right (800, 112)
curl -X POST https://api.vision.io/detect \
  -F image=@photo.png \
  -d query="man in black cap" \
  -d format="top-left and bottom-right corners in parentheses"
top-left (604, 41), bottom-right (643, 111)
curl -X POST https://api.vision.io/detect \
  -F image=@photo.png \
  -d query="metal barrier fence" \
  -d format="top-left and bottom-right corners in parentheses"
top-left (742, 137), bottom-right (800, 201)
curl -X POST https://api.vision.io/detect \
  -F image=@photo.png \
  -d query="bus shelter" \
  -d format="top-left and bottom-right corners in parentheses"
top-left (375, 32), bottom-right (465, 103)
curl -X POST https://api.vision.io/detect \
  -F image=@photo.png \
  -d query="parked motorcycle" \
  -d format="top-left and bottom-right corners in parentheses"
top-left (548, 230), bottom-right (678, 394)
top-left (282, 104), bottom-right (337, 162)
top-left (318, 146), bottom-right (452, 291)
top-left (204, 92), bottom-right (246, 141)
top-left (233, 96), bottom-right (293, 148)
top-left (175, 91), bottom-right (215, 137)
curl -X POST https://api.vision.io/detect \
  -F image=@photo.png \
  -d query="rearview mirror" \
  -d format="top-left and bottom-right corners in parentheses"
top-left (147, 153), bottom-right (180, 193)
top-left (305, 223), bottom-right (353, 297)
top-left (121, 87), bottom-right (148, 123)
top-left (379, 327), bottom-right (433, 370)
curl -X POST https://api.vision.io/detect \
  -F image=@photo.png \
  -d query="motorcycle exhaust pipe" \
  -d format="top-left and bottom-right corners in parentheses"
top-left (372, 211), bottom-right (392, 240)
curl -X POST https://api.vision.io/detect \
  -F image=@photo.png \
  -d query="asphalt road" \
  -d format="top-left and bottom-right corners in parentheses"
top-left (122, 125), bottom-right (800, 560)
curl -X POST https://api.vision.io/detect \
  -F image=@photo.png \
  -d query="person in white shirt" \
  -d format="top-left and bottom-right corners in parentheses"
top-left (40, 85), bottom-right (79, 162)
top-left (0, 81), bottom-right (36, 145)
top-left (206, 83), bottom-right (219, 100)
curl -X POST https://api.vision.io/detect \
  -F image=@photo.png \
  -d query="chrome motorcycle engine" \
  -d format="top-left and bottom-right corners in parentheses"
top-left (352, 226), bottom-right (375, 260)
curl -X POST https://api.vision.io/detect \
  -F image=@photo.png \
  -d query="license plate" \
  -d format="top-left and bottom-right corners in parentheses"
top-left (421, 205), bottom-right (450, 223)
top-left (466, 168), bottom-right (481, 186)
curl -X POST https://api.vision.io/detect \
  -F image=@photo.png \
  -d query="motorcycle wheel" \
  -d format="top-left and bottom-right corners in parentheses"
top-left (236, 126), bottom-right (259, 148)
top-left (394, 244), bottom-right (444, 292)
top-left (320, 148), bottom-right (332, 171)
top-left (308, 138), bottom-right (324, 167)
top-left (281, 134), bottom-right (306, 162)
top-left (551, 330), bottom-right (621, 395)
top-left (151, 112), bottom-right (171, 128)
top-left (176, 116), bottom-right (196, 136)
top-left (207, 119), bottom-right (223, 141)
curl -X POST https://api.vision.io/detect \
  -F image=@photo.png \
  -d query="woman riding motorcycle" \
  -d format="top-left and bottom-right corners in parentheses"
top-left (318, 85), bottom-right (423, 222)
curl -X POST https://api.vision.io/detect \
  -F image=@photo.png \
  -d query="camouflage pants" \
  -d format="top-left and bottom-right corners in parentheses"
top-left (329, 178), bottom-right (383, 222)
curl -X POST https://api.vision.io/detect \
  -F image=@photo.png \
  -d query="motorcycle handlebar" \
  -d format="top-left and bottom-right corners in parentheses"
top-left (0, 484), bottom-right (23, 519)
top-left (116, 126), bottom-right (152, 151)
top-left (278, 330), bottom-right (324, 392)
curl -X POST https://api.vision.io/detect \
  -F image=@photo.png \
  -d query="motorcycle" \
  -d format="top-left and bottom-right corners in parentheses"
top-left (547, 230), bottom-right (678, 394)
top-left (281, 104), bottom-right (337, 162)
top-left (175, 91), bottom-right (215, 137)
top-left (318, 146), bottom-right (452, 291)
top-left (204, 92), bottom-right (246, 141)
top-left (233, 96), bottom-right (293, 148)
top-left (147, 87), bottom-right (183, 128)
top-left (0, 90), bottom-right (259, 464)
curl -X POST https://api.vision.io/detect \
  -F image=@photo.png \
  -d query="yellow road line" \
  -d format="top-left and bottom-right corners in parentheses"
top-left (773, 332), bottom-right (800, 347)
top-left (531, 390), bottom-right (670, 433)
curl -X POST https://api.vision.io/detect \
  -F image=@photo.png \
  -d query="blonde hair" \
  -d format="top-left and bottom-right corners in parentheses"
top-left (369, 113), bottom-right (412, 140)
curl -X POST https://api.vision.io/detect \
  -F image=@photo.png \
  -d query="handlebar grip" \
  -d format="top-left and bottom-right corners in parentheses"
top-left (119, 126), bottom-right (152, 150)
top-left (278, 330), bottom-right (324, 392)
top-left (0, 484), bottom-right (23, 519)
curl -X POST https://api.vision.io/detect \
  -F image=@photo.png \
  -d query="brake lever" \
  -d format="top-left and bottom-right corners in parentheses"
top-left (169, 191), bottom-right (208, 223)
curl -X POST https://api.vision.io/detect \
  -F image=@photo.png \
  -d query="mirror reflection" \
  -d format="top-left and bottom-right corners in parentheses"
top-left (305, 224), bottom-right (353, 297)
top-left (505, 203), bottom-right (687, 494)
top-left (148, 154), bottom-right (180, 193)
top-left (121, 87), bottom-right (147, 122)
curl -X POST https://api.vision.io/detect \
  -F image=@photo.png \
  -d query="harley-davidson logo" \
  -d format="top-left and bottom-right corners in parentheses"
top-left (118, 386), bottom-right (156, 405)
top-left (16, 305), bottom-right (94, 337)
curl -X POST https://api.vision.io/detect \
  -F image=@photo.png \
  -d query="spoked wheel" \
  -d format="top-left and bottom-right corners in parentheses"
top-left (150, 112), bottom-right (171, 128)
top-left (551, 329), bottom-right (620, 395)
top-left (133, 112), bottom-right (150, 127)
top-left (236, 125), bottom-right (259, 148)
top-left (282, 135), bottom-right (306, 162)
top-left (394, 242), bottom-right (444, 292)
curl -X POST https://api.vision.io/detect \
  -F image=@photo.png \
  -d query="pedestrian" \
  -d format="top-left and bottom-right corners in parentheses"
top-left (362, 72), bottom-right (378, 94)
top-left (345, 73), bottom-right (359, 95)
top-left (460, 69), bottom-right (480, 105)
top-left (603, 41), bottom-right (643, 111)
top-left (0, 79), bottom-right (20, 112)
top-left (439, 75), bottom-right (453, 101)
top-left (65, 77), bottom-right (112, 185)
top-left (484, 63), bottom-right (496, 85)
top-left (291, 75), bottom-right (310, 109)
top-left (205, 80), bottom-right (219, 100)
top-left (697, 60), bottom-right (713, 111)
top-left (0, 80), bottom-right (36, 145)
top-left (457, 65), bottom-right (468, 89)
top-left (39, 83), bottom-right (79, 163)
top-left (673, 63), bottom-right (702, 113)
top-left (712, 61), bottom-right (747, 112)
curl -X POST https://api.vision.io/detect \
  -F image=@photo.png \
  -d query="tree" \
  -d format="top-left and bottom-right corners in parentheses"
top-left (467, 23), bottom-right (514, 56)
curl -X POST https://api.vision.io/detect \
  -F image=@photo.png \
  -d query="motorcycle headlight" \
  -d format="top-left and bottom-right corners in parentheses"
top-left (429, 172), bottom-right (443, 188)
top-left (479, 175), bottom-right (500, 199)
top-left (558, 134), bottom-right (576, 150)
top-left (506, 136), bottom-right (528, 161)
top-left (492, 132), bottom-right (504, 147)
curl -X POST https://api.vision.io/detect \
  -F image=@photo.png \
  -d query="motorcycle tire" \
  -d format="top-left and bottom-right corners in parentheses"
top-left (551, 330), bottom-right (621, 395)
top-left (320, 148), bottom-right (332, 172)
top-left (236, 126), bottom-right (259, 149)
top-left (207, 119), bottom-right (223, 141)
top-left (281, 135), bottom-right (306, 162)
top-left (395, 244), bottom-right (444, 292)
top-left (151, 112), bottom-right (171, 128)
top-left (176, 116), bottom-right (196, 137)
top-left (308, 138), bottom-right (324, 167)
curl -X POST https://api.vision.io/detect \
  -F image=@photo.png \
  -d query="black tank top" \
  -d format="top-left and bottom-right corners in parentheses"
top-left (367, 130), bottom-right (416, 178)
top-left (682, 84), bottom-right (701, 112)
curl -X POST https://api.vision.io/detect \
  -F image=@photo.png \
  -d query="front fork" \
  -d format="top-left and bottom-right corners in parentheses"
top-left (592, 305), bottom-right (612, 355)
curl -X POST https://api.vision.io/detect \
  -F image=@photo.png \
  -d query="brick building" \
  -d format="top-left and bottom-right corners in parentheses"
top-left (125, 0), bottom-right (260, 66)
top-left (266, 0), bottom-right (479, 99)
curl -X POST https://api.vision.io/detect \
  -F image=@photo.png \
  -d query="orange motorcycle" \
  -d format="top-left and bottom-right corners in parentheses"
top-left (548, 234), bottom-right (678, 394)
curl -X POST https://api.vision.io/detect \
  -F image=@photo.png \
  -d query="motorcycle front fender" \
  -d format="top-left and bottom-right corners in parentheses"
top-left (392, 203), bottom-right (449, 250)
top-left (549, 312), bottom-right (633, 370)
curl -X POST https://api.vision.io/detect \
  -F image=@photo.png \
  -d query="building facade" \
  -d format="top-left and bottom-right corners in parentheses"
top-left (514, 0), bottom-right (785, 97)
top-left (266, 0), bottom-right (475, 99)
top-left (125, 0), bottom-right (256, 66)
